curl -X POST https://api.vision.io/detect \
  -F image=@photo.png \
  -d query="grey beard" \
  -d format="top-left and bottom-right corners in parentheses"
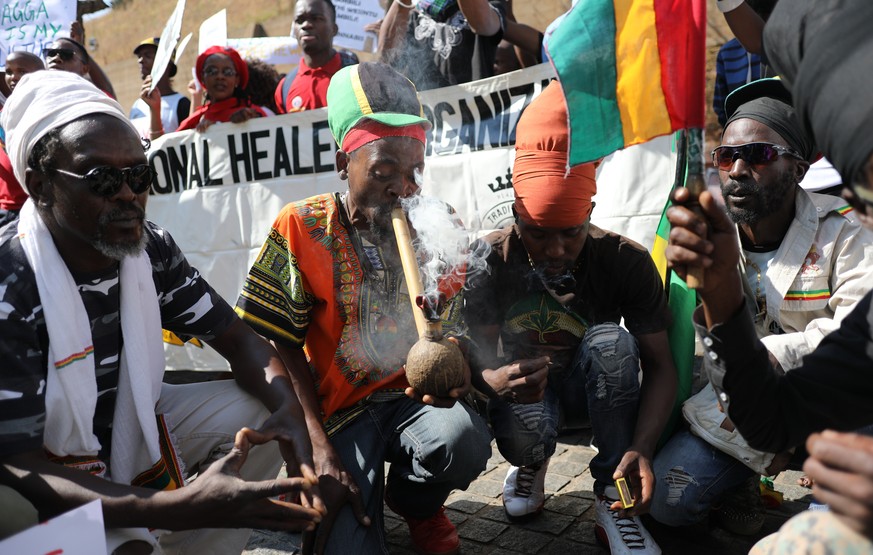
top-left (93, 231), bottom-right (148, 261)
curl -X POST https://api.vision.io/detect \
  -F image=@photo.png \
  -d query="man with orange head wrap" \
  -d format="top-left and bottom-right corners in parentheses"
top-left (465, 81), bottom-right (677, 555)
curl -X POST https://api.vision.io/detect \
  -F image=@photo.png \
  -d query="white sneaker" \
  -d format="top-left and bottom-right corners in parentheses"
top-left (594, 486), bottom-right (661, 554)
top-left (502, 458), bottom-right (549, 521)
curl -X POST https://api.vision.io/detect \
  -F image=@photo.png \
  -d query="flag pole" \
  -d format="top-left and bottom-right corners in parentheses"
top-left (684, 128), bottom-right (707, 288)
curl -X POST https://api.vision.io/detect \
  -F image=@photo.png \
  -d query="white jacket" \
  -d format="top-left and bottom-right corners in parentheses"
top-left (755, 189), bottom-right (873, 369)
top-left (684, 188), bottom-right (873, 474)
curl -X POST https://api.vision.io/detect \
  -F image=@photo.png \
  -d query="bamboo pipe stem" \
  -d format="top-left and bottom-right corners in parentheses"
top-left (391, 207), bottom-right (439, 338)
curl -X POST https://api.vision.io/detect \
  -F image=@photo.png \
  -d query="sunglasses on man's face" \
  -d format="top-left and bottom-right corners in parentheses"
top-left (55, 165), bottom-right (155, 197)
top-left (43, 48), bottom-right (80, 62)
top-left (711, 142), bottom-right (803, 171)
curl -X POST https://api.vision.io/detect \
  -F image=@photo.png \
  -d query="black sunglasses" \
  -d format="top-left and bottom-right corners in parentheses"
top-left (711, 142), bottom-right (803, 171)
top-left (55, 165), bottom-right (155, 196)
top-left (43, 48), bottom-right (80, 62)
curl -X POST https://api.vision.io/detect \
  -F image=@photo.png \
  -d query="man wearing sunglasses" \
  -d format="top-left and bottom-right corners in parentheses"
top-left (651, 78), bottom-right (873, 536)
top-left (666, 0), bottom-right (873, 546)
top-left (44, 23), bottom-right (116, 100)
top-left (0, 71), bottom-right (327, 552)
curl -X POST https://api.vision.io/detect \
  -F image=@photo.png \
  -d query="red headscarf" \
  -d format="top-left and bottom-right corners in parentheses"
top-left (342, 119), bottom-right (426, 153)
top-left (195, 46), bottom-right (249, 89)
top-left (513, 81), bottom-right (598, 228)
top-left (178, 46), bottom-right (265, 131)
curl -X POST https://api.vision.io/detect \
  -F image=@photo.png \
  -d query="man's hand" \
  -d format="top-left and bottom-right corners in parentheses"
top-left (481, 356), bottom-right (549, 404)
top-left (611, 448), bottom-right (655, 517)
top-left (70, 20), bottom-right (85, 44)
top-left (302, 445), bottom-right (370, 555)
top-left (177, 428), bottom-right (322, 531)
top-left (405, 337), bottom-right (473, 408)
top-left (230, 107), bottom-right (262, 124)
top-left (804, 430), bottom-right (873, 538)
top-left (140, 77), bottom-right (161, 110)
top-left (246, 418), bottom-right (326, 517)
top-left (665, 187), bottom-right (745, 326)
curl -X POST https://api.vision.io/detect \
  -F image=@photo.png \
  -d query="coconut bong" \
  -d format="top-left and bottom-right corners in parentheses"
top-left (391, 207), bottom-right (465, 397)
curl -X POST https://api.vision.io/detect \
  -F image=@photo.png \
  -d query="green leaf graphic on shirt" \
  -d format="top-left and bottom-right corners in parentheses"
top-left (518, 297), bottom-right (563, 343)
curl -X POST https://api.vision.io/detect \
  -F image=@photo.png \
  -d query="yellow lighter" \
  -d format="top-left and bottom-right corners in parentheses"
top-left (615, 477), bottom-right (635, 509)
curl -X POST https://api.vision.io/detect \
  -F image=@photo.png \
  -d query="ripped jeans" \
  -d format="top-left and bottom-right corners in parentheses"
top-left (649, 428), bottom-right (753, 526)
top-left (488, 322), bottom-right (641, 494)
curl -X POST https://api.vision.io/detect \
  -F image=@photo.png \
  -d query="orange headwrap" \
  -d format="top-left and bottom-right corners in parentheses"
top-left (513, 81), bottom-right (597, 228)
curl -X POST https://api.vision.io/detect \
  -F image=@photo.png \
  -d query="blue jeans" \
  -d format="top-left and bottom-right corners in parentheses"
top-left (318, 396), bottom-right (492, 554)
top-left (650, 428), bottom-right (754, 526)
top-left (488, 322), bottom-right (641, 494)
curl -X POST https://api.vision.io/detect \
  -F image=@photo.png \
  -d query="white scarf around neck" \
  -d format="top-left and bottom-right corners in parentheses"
top-left (17, 200), bottom-right (166, 485)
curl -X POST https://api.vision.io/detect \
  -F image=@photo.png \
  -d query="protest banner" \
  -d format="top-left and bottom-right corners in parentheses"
top-left (147, 63), bottom-right (675, 370)
top-left (332, 0), bottom-right (382, 52)
top-left (0, 0), bottom-right (74, 69)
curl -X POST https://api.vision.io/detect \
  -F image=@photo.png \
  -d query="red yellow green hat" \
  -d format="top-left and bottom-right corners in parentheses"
top-left (326, 62), bottom-right (431, 150)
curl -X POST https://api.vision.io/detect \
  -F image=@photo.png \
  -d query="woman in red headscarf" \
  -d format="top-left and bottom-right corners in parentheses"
top-left (177, 46), bottom-right (267, 132)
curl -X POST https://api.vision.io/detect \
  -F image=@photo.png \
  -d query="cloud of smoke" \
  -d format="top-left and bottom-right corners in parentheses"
top-left (401, 177), bottom-right (490, 317)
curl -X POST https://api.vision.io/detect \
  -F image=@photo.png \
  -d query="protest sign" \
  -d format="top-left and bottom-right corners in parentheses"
top-left (0, 0), bottom-right (74, 69)
top-left (198, 8), bottom-right (226, 53)
top-left (227, 36), bottom-right (300, 67)
top-left (175, 31), bottom-right (192, 62)
top-left (332, 0), bottom-right (382, 52)
top-left (146, 64), bottom-right (675, 370)
top-left (149, 0), bottom-right (185, 93)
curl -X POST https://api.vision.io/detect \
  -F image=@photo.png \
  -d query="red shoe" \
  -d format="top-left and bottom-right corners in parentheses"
top-left (386, 497), bottom-right (460, 555)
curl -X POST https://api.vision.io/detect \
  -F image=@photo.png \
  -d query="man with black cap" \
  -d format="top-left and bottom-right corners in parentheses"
top-left (665, 0), bottom-right (873, 550)
top-left (236, 62), bottom-right (491, 555)
top-left (651, 77), bottom-right (873, 536)
top-left (130, 37), bottom-right (190, 139)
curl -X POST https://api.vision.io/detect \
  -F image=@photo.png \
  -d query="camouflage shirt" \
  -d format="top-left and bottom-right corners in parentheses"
top-left (0, 220), bottom-right (237, 459)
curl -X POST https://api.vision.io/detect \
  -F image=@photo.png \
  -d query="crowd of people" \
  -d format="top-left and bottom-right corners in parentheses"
top-left (1, 0), bottom-right (872, 554)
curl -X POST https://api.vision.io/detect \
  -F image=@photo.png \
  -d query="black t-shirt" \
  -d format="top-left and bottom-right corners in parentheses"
top-left (398, 0), bottom-right (506, 91)
top-left (465, 224), bottom-right (671, 372)
top-left (0, 220), bottom-right (237, 458)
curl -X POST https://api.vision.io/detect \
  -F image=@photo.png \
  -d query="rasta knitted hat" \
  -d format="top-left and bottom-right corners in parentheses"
top-left (326, 62), bottom-right (431, 151)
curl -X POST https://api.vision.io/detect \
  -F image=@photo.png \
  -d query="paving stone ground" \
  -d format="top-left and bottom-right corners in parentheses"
top-left (245, 431), bottom-right (811, 555)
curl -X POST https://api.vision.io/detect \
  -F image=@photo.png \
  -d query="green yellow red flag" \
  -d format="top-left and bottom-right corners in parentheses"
top-left (545, 0), bottom-right (706, 166)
